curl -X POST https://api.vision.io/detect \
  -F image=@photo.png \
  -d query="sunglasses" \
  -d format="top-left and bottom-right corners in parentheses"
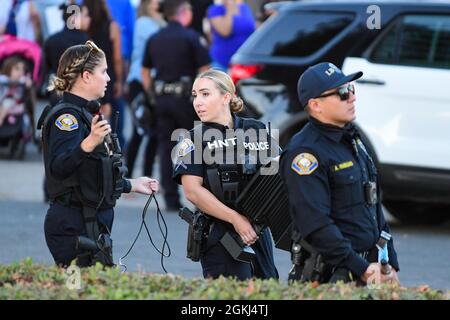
top-left (82, 41), bottom-right (101, 70)
top-left (317, 83), bottom-right (355, 101)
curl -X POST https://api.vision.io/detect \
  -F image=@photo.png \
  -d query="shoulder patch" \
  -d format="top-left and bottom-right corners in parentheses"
top-left (173, 138), bottom-right (195, 170)
top-left (291, 153), bottom-right (318, 176)
top-left (177, 138), bottom-right (195, 158)
top-left (55, 114), bottom-right (78, 131)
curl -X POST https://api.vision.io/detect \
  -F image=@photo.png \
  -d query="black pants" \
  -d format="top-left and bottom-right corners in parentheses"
top-left (44, 202), bottom-right (113, 267)
top-left (201, 222), bottom-right (252, 280)
top-left (251, 228), bottom-right (279, 279)
top-left (200, 222), bottom-right (279, 281)
top-left (125, 80), bottom-right (157, 177)
top-left (154, 94), bottom-right (197, 208)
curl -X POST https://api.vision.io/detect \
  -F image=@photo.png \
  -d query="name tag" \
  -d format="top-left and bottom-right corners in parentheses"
top-left (331, 161), bottom-right (354, 172)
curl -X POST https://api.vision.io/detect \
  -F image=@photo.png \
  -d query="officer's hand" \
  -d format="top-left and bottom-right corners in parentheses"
top-left (81, 115), bottom-right (111, 152)
top-left (360, 262), bottom-right (381, 284)
top-left (381, 266), bottom-right (400, 286)
top-left (130, 177), bottom-right (159, 195)
top-left (231, 212), bottom-right (258, 246)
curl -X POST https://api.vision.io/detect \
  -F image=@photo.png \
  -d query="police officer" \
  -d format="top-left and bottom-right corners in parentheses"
top-left (141, 0), bottom-right (210, 210)
top-left (173, 69), bottom-right (278, 280)
top-left (40, 41), bottom-right (159, 267)
top-left (279, 62), bottom-right (400, 285)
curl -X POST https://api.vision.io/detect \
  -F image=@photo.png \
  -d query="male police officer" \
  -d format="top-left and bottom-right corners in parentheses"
top-left (141, 0), bottom-right (210, 210)
top-left (280, 62), bottom-right (400, 285)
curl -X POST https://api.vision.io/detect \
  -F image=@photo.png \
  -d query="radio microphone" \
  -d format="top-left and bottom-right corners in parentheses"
top-left (86, 100), bottom-right (113, 148)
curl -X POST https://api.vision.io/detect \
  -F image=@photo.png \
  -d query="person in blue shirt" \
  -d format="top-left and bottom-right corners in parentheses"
top-left (207, 0), bottom-right (255, 71)
top-left (106, 0), bottom-right (135, 63)
top-left (279, 62), bottom-right (400, 285)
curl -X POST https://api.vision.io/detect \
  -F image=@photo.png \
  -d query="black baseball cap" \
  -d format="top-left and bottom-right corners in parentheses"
top-left (297, 62), bottom-right (363, 107)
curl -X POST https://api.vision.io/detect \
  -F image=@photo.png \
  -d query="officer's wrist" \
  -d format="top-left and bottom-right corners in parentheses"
top-left (81, 137), bottom-right (95, 153)
top-left (228, 210), bottom-right (241, 225)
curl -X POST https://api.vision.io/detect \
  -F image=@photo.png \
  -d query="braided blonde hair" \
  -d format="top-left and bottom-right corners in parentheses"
top-left (48, 40), bottom-right (105, 93)
top-left (196, 69), bottom-right (245, 113)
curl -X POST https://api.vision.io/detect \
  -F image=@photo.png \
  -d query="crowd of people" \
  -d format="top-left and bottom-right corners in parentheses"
top-left (0, 0), bottom-right (282, 205)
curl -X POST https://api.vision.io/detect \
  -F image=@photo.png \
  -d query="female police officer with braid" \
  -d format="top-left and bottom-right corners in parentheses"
top-left (173, 69), bottom-right (279, 280)
top-left (40, 41), bottom-right (159, 267)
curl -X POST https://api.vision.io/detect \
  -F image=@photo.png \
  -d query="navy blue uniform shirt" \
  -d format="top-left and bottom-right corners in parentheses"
top-left (142, 21), bottom-right (210, 82)
top-left (280, 117), bottom-right (399, 277)
top-left (48, 92), bottom-right (131, 194)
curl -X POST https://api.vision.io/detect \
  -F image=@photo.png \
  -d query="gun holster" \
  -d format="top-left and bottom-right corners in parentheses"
top-left (76, 234), bottom-right (114, 267)
top-left (179, 208), bottom-right (210, 262)
top-left (186, 224), bottom-right (204, 262)
top-left (288, 240), bottom-right (326, 284)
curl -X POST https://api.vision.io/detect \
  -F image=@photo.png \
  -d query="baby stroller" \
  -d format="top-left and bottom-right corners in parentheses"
top-left (0, 35), bottom-right (41, 159)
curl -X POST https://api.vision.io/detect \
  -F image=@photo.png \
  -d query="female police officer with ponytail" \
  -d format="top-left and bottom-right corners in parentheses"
top-left (173, 69), bottom-right (279, 280)
top-left (40, 41), bottom-right (159, 267)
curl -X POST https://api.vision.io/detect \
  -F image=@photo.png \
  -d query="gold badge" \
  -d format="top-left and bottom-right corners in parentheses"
top-left (291, 153), bottom-right (318, 176)
top-left (55, 114), bottom-right (78, 131)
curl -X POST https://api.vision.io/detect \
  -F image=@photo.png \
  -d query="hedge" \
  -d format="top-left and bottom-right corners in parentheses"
top-left (0, 258), bottom-right (448, 300)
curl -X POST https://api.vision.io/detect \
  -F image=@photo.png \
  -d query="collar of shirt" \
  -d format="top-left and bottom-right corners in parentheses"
top-left (167, 20), bottom-right (183, 29)
top-left (310, 116), bottom-right (352, 143)
top-left (63, 92), bottom-right (89, 109)
top-left (203, 115), bottom-right (240, 131)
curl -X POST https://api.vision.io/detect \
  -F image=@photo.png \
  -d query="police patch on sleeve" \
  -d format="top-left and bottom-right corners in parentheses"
top-left (173, 138), bottom-right (195, 170)
top-left (177, 138), bottom-right (195, 157)
top-left (55, 114), bottom-right (78, 131)
top-left (291, 153), bottom-right (318, 176)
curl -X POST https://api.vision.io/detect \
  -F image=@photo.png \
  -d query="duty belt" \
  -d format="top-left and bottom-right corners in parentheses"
top-left (154, 80), bottom-right (189, 96)
top-left (53, 193), bottom-right (83, 209)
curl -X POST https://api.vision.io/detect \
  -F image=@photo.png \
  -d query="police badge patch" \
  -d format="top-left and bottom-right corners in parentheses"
top-left (174, 138), bottom-right (195, 170)
top-left (178, 138), bottom-right (195, 157)
top-left (291, 153), bottom-right (318, 176)
top-left (55, 114), bottom-right (78, 131)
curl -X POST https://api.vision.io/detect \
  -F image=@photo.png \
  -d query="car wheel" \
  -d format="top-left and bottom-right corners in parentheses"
top-left (384, 201), bottom-right (449, 225)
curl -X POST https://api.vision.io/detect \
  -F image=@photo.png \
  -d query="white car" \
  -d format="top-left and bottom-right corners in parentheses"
top-left (342, 13), bottom-right (450, 223)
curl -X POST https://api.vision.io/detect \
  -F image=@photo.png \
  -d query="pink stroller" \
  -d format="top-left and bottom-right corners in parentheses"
top-left (0, 35), bottom-right (41, 159)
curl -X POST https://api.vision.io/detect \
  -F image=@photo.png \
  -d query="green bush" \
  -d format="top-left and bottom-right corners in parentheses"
top-left (0, 258), bottom-right (448, 300)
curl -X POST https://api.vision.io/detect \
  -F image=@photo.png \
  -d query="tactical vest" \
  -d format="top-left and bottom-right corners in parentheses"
top-left (40, 102), bottom-right (126, 209)
top-left (204, 118), bottom-right (269, 209)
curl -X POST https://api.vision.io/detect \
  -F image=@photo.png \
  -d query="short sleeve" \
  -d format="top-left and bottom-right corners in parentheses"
top-left (190, 31), bottom-right (211, 70)
top-left (172, 133), bottom-right (205, 185)
top-left (142, 37), bottom-right (153, 69)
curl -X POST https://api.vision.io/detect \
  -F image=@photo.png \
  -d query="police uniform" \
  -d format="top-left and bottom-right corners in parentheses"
top-left (142, 20), bottom-right (210, 209)
top-left (173, 116), bottom-right (279, 280)
top-left (39, 92), bottom-right (130, 267)
top-left (280, 63), bottom-right (399, 283)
